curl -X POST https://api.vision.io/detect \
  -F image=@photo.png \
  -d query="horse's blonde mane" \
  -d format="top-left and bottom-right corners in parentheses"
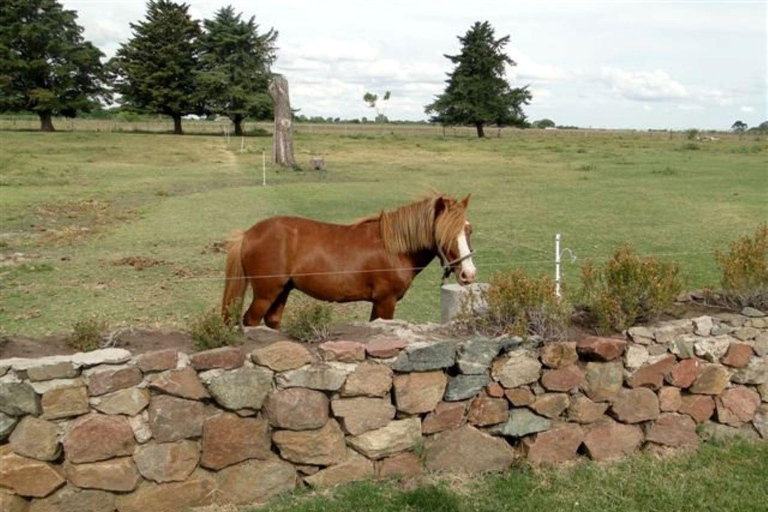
top-left (357, 194), bottom-right (467, 254)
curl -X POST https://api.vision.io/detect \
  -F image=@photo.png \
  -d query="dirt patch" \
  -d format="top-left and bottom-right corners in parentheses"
top-left (0, 253), bottom-right (41, 267)
top-left (113, 256), bottom-right (167, 270)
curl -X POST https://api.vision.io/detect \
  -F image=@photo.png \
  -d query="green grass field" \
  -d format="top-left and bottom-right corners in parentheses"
top-left (255, 439), bottom-right (768, 512)
top-left (1, 123), bottom-right (766, 335)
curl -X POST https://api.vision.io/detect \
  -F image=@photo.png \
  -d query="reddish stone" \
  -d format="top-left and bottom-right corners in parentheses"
top-left (584, 422), bottom-right (644, 461)
top-left (424, 425), bottom-right (515, 473)
top-left (721, 343), bottom-right (753, 368)
top-left (250, 341), bottom-right (312, 371)
top-left (568, 396), bottom-right (609, 423)
top-left (611, 388), bottom-right (660, 424)
top-left (666, 359), bottom-right (705, 388)
top-left (149, 366), bottom-right (209, 400)
top-left (86, 366), bottom-right (143, 396)
top-left (62, 414), bottom-right (135, 463)
top-left (115, 471), bottom-right (215, 512)
top-left (0, 451), bottom-right (65, 498)
top-left (9, 416), bottom-right (60, 461)
top-left (646, 413), bottom-right (699, 447)
top-left (715, 386), bottom-right (761, 427)
top-left (393, 371), bottom-right (447, 414)
top-left (679, 395), bottom-right (715, 423)
top-left (272, 420), bottom-right (347, 466)
top-left (135, 349), bottom-right (178, 373)
top-left (331, 398), bottom-right (396, 435)
top-left (523, 424), bottom-right (584, 465)
top-left (582, 361), bottom-right (624, 402)
top-left (659, 387), bottom-right (682, 412)
top-left (263, 388), bottom-right (329, 431)
top-left (66, 457), bottom-right (140, 491)
top-left (467, 396), bottom-right (509, 427)
top-left (689, 365), bottom-right (730, 395)
top-left (530, 393), bottom-right (570, 419)
top-left (189, 347), bottom-right (244, 370)
top-left (148, 395), bottom-right (205, 443)
top-left (577, 336), bottom-right (627, 361)
top-left (540, 342), bottom-right (578, 368)
top-left (505, 387), bottom-right (535, 406)
top-left (133, 441), bottom-right (200, 483)
top-left (319, 341), bottom-right (366, 362)
top-left (629, 355), bottom-right (676, 390)
top-left (377, 452), bottom-right (423, 479)
top-left (541, 365), bottom-right (584, 392)
top-left (422, 401), bottom-right (466, 434)
top-left (41, 385), bottom-right (89, 420)
top-left (341, 362), bottom-right (393, 398)
top-left (200, 413), bottom-right (271, 470)
top-left (365, 337), bottom-right (408, 358)
top-left (486, 382), bottom-right (504, 398)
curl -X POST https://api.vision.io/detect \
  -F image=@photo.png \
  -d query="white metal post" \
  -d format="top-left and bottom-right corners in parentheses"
top-left (240, 136), bottom-right (244, 153)
top-left (555, 233), bottom-right (562, 299)
top-left (262, 150), bottom-right (267, 187)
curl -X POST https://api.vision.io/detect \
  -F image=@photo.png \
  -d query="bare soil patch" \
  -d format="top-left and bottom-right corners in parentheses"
top-left (113, 256), bottom-right (167, 270)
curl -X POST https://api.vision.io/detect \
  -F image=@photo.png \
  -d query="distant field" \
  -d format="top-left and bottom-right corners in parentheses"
top-left (0, 120), bottom-right (766, 336)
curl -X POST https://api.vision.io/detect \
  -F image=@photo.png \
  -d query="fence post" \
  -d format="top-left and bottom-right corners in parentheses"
top-left (262, 150), bottom-right (267, 187)
top-left (555, 233), bottom-right (562, 299)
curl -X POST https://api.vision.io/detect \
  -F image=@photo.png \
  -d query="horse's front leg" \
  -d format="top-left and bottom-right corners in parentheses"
top-left (370, 296), bottom-right (397, 321)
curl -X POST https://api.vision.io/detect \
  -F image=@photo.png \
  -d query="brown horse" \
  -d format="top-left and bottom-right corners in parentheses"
top-left (221, 193), bottom-right (476, 328)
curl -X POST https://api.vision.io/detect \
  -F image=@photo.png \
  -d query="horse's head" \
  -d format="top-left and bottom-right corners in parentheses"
top-left (434, 194), bottom-right (477, 285)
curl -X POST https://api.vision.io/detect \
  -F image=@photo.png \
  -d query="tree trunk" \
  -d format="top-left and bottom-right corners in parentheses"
top-left (475, 122), bottom-right (485, 138)
top-left (268, 76), bottom-right (296, 168)
top-left (172, 114), bottom-right (183, 135)
top-left (39, 111), bottom-right (55, 132)
top-left (233, 115), bottom-right (244, 137)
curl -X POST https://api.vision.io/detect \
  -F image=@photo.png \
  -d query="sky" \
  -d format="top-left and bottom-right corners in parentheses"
top-left (63, 0), bottom-right (767, 130)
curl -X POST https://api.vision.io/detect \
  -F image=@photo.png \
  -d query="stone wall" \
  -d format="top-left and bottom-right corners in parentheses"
top-left (1, 310), bottom-right (767, 512)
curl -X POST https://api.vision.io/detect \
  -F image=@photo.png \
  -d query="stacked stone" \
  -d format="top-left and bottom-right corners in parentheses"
top-left (0, 308), bottom-right (766, 512)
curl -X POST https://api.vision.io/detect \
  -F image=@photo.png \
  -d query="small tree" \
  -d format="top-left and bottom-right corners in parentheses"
top-left (0, 0), bottom-right (107, 131)
top-left (533, 118), bottom-right (555, 129)
top-left (198, 6), bottom-right (277, 136)
top-left (110, 0), bottom-right (201, 135)
top-left (425, 21), bottom-right (531, 138)
top-left (363, 90), bottom-right (391, 122)
top-left (731, 120), bottom-right (747, 132)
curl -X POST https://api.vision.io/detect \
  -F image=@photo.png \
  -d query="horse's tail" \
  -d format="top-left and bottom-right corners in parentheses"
top-left (221, 230), bottom-right (247, 321)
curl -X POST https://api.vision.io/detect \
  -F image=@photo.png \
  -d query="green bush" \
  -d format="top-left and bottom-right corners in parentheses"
top-left (714, 223), bottom-right (768, 310)
top-left (456, 269), bottom-right (571, 340)
top-left (283, 298), bottom-right (333, 343)
top-left (69, 317), bottom-right (106, 352)
top-left (577, 246), bottom-right (684, 333)
top-left (189, 301), bottom-right (243, 350)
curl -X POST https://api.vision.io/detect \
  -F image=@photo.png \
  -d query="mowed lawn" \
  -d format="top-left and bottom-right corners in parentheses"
top-left (255, 439), bottom-right (768, 512)
top-left (0, 125), bottom-right (766, 335)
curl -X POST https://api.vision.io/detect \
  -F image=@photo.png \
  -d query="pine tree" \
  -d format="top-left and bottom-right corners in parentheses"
top-left (0, 0), bottom-right (107, 131)
top-left (198, 6), bottom-right (277, 136)
top-left (110, 0), bottom-right (201, 135)
top-left (425, 21), bottom-right (531, 138)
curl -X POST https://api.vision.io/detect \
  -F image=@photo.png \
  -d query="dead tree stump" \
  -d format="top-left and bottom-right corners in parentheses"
top-left (268, 75), bottom-right (296, 168)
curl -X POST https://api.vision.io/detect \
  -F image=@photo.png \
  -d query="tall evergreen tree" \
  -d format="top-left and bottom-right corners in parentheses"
top-left (110, 0), bottom-right (201, 134)
top-left (0, 0), bottom-right (107, 131)
top-left (198, 6), bottom-right (277, 136)
top-left (425, 21), bottom-right (531, 138)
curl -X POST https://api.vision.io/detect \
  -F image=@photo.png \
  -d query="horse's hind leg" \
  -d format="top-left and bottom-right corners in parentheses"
top-left (370, 296), bottom-right (397, 321)
top-left (264, 286), bottom-right (292, 330)
top-left (243, 279), bottom-right (287, 327)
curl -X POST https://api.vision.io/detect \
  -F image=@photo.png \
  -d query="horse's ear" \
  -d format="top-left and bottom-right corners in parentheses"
top-left (461, 194), bottom-right (472, 209)
top-left (434, 196), bottom-right (446, 218)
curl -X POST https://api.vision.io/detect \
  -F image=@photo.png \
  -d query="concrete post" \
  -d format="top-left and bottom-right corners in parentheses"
top-left (440, 283), bottom-right (489, 324)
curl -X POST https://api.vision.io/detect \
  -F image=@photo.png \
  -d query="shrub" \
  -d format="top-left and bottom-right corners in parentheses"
top-left (189, 300), bottom-right (243, 350)
top-left (577, 246), bottom-right (684, 333)
top-left (714, 223), bottom-right (768, 310)
top-left (686, 128), bottom-right (699, 140)
top-left (69, 317), bottom-right (106, 352)
top-left (456, 269), bottom-right (571, 340)
top-left (283, 297), bottom-right (333, 343)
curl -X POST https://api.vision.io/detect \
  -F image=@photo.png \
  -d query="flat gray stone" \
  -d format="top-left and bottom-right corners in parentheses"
top-left (491, 408), bottom-right (551, 437)
top-left (457, 338), bottom-right (501, 374)
top-left (491, 349), bottom-right (541, 388)
top-left (741, 307), bottom-right (765, 318)
top-left (390, 340), bottom-right (458, 372)
top-left (275, 362), bottom-right (354, 391)
top-left (444, 374), bottom-right (490, 401)
top-left (0, 411), bottom-right (18, 441)
top-left (72, 349), bottom-right (132, 368)
top-left (731, 358), bottom-right (768, 385)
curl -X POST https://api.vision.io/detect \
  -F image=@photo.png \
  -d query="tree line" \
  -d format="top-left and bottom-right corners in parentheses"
top-left (0, 0), bottom-right (276, 134)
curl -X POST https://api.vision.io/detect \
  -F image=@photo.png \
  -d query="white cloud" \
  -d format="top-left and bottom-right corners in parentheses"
top-left (601, 68), bottom-right (688, 101)
top-left (643, 105), bottom-right (653, 111)
top-left (740, 106), bottom-right (754, 113)
top-left (282, 38), bottom-right (378, 62)
top-left (506, 48), bottom-right (567, 83)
